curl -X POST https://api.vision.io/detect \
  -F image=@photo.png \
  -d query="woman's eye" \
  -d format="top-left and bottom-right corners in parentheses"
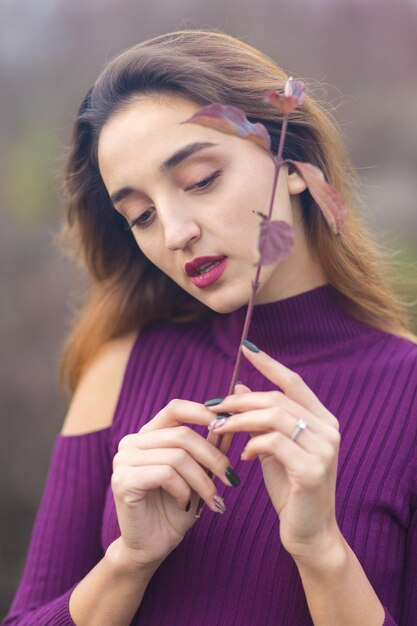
top-left (125, 209), bottom-right (155, 230)
top-left (125, 170), bottom-right (221, 231)
top-left (188, 170), bottom-right (221, 191)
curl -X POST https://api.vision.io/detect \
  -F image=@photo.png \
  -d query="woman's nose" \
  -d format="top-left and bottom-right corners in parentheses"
top-left (163, 213), bottom-right (201, 251)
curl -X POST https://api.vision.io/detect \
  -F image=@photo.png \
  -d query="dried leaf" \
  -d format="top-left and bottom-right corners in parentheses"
top-left (285, 160), bottom-right (348, 234)
top-left (182, 103), bottom-right (271, 154)
top-left (257, 219), bottom-right (294, 265)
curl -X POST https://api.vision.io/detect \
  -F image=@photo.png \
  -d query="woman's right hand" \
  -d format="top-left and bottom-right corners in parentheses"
top-left (110, 397), bottom-right (239, 569)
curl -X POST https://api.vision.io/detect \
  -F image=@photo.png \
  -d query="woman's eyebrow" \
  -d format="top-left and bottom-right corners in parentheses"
top-left (160, 141), bottom-right (218, 172)
top-left (110, 141), bottom-right (218, 206)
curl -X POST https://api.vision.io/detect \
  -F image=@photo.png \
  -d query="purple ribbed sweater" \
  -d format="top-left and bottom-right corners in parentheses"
top-left (3, 284), bottom-right (417, 625)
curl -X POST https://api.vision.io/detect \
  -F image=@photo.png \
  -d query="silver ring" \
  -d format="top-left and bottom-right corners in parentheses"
top-left (290, 418), bottom-right (308, 442)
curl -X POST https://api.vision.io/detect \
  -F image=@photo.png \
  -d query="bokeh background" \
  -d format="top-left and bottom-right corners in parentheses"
top-left (1, 0), bottom-right (417, 616)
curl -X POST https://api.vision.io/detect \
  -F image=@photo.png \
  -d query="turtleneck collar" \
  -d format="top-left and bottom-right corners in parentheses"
top-left (211, 283), bottom-right (384, 365)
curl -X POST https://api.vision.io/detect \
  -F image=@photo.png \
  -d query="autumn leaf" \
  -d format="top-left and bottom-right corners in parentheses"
top-left (182, 103), bottom-right (272, 154)
top-left (285, 160), bottom-right (347, 235)
top-left (257, 219), bottom-right (294, 265)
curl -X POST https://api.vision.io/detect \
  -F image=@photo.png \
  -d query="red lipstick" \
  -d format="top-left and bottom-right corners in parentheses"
top-left (184, 255), bottom-right (228, 289)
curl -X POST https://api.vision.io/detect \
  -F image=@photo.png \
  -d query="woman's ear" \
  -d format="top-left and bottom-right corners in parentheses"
top-left (286, 165), bottom-right (325, 196)
top-left (287, 168), bottom-right (308, 195)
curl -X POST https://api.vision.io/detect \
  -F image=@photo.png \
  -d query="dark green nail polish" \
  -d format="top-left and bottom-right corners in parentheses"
top-left (241, 339), bottom-right (260, 353)
top-left (185, 499), bottom-right (191, 512)
top-left (204, 397), bottom-right (225, 407)
top-left (225, 466), bottom-right (241, 487)
top-left (217, 412), bottom-right (232, 419)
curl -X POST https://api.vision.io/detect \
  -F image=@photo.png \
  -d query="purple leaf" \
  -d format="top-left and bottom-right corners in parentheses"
top-left (182, 103), bottom-right (271, 154)
top-left (257, 219), bottom-right (294, 265)
top-left (285, 160), bottom-right (348, 235)
top-left (265, 77), bottom-right (306, 116)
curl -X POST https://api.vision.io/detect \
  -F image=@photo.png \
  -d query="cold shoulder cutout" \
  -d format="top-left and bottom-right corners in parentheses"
top-left (60, 331), bottom-right (139, 436)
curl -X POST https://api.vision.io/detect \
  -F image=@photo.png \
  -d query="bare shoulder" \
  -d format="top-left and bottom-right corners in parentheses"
top-left (60, 331), bottom-right (139, 436)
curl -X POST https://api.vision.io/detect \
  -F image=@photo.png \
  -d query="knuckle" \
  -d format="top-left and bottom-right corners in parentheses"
top-left (286, 371), bottom-right (303, 389)
top-left (201, 479), bottom-right (217, 502)
top-left (166, 398), bottom-right (182, 412)
top-left (118, 433), bottom-right (135, 451)
top-left (272, 405), bottom-right (286, 421)
top-left (329, 428), bottom-right (341, 448)
top-left (112, 451), bottom-right (123, 471)
top-left (176, 425), bottom-right (192, 440)
top-left (307, 460), bottom-right (326, 485)
top-left (111, 467), bottom-right (126, 494)
top-left (162, 465), bottom-right (178, 487)
top-left (291, 371), bottom-right (303, 385)
top-left (172, 448), bottom-right (188, 466)
top-left (320, 442), bottom-right (336, 463)
top-left (272, 431), bottom-right (285, 448)
top-left (327, 414), bottom-right (340, 432)
top-left (270, 390), bottom-right (284, 403)
top-left (212, 447), bottom-right (227, 468)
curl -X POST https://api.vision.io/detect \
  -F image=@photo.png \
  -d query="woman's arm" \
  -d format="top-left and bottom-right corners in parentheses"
top-left (68, 538), bottom-right (159, 626)
top-left (2, 429), bottom-right (113, 625)
top-left (295, 475), bottom-right (417, 626)
top-left (2, 432), bottom-right (159, 626)
top-left (294, 532), bottom-right (385, 626)
top-left (3, 334), bottom-right (139, 625)
top-left (207, 345), bottom-right (415, 626)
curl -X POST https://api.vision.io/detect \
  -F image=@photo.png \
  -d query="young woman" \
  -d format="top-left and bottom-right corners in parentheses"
top-left (3, 30), bottom-right (416, 626)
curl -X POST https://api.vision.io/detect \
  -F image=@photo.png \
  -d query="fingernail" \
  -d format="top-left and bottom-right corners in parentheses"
top-left (241, 339), bottom-right (260, 353)
top-left (208, 418), bottom-right (226, 431)
top-left (216, 412), bottom-right (232, 419)
top-left (185, 499), bottom-right (191, 512)
top-left (204, 397), bottom-right (225, 407)
top-left (225, 466), bottom-right (241, 487)
top-left (213, 494), bottom-right (227, 513)
top-left (235, 381), bottom-right (244, 386)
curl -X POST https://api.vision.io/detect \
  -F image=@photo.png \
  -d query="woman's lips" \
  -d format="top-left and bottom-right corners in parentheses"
top-left (189, 257), bottom-right (228, 288)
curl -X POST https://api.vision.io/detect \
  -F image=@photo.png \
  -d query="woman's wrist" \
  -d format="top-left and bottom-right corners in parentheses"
top-left (105, 537), bottom-right (164, 580)
top-left (291, 528), bottom-right (386, 625)
top-left (290, 525), bottom-right (348, 576)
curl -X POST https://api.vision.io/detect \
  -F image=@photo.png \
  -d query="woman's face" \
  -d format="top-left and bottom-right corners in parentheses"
top-left (98, 93), bottom-right (310, 313)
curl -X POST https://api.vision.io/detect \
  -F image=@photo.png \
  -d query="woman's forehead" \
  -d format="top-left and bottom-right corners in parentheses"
top-left (97, 96), bottom-right (235, 188)
top-left (98, 96), bottom-right (208, 161)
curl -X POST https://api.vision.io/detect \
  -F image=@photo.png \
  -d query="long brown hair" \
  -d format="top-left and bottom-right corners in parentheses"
top-left (58, 29), bottom-right (416, 397)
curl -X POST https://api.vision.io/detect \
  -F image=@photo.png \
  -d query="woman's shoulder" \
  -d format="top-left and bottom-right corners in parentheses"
top-left (383, 330), bottom-right (417, 362)
top-left (60, 330), bottom-right (139, 436)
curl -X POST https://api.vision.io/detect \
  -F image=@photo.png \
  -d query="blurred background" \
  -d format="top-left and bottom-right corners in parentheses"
top-left (1, 0), bottom-right (417, 616)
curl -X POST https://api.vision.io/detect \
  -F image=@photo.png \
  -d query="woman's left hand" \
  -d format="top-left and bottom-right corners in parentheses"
top-left (206, 343), bottom-right (343, 564)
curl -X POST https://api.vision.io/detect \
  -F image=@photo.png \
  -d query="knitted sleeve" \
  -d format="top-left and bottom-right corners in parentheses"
top-left (2, 428), bottom-right (112, 625)
top-left (382, 464), bottom-right (417, 626)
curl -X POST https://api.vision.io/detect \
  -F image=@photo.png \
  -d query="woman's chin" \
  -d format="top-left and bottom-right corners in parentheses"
top-left (197, 290), bottom-right (252, 315)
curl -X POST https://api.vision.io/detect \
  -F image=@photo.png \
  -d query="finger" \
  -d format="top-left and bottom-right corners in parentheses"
top-left (139, 398), bottom-right (215, 434)
top-left (210, 381), bottom-right (252, 453)
top-left (234, 382), bottom-right (251, 392)
top-left (112, 464), bottom-right (191, 511)
top-left (206, 390), bottom-right (316, 424)
top-left (119, 427), bottom-right (239, 488)
top-left (242, 432), bottom-right (332, 488)
top-left (242, 431), bottom-right (309, 469)
top-left (114, 448), bottom-right (227, 513)
top-left (240, 344), bottom-right (335, 423)
top-left (207, 391), bottom-right (335, 437)
top-left (209, 407), bottom-right (327, 452)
